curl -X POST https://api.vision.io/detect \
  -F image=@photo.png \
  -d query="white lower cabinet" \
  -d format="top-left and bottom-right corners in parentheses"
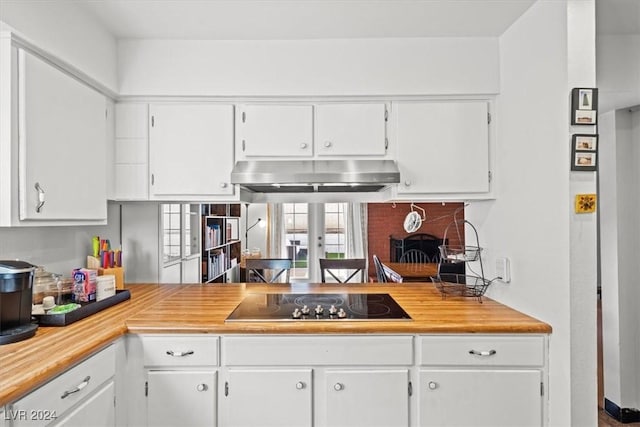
top-left (126, 334), bottom-right (547, 427)
top-left (223, 369), bottom-right (312, 427)
top-left (50, 381), bottom-right (115, 427)
top-left (137, 335), bottom-right (219, 427)
top-left (9, 345), bottom-right (115, 427)
top-left (147, 370), bottom-right (217, 427)
top-left (325, 369), bottom-right (409, 427)
top-left (221, 335), bottom-right (413, 427)
top-left (417, 335), bottom-right (546, 427)
top-left (418, 369), bottom-right (541, 427)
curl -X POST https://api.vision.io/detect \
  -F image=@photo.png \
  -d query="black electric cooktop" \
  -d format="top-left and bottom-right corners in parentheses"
top-left (225, 293), bottom-right (412, 322)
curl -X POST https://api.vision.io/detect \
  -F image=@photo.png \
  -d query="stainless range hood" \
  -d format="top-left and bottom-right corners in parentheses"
top-left (230, 159), bottom-right (400, 193)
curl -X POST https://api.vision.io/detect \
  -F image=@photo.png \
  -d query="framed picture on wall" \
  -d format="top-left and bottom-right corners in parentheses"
top-left (571, 88), bottom-right (598, 125)
top-left (571, 134), bottom-right (598, 171)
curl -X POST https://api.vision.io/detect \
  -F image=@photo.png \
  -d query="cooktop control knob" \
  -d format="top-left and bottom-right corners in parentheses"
top-left (314, 305), bottom-right (324, 315)
top-left (292, 308), bottom-right (302, 319)
top-left (329, 305), bottom-right (338, 315)
top-left (337, 308), bottom-right (347, 318)
top-left (300, 305), bottom-right (310, 315)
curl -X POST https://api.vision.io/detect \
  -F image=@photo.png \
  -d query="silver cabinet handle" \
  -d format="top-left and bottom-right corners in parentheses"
top-left (404, 180), bottom-right (411, 187)
top-left (166, 350), bottom-right (194, 357)
top-left (35, 182), bottom-right (45, 213)
top-left (196, 383), bottom-right (208, 392)
top-left (428, 381), bottom-right (438, 390)
top-left (220, 182), bottom-right (228, 188)
top-left (324, 141), bottom-right (332, 148)
top-left (300, 143), bottom-right (308, 149)
top-left (469, 349), bottom-right (497, 357)
top-left (61, 376), bottom-right (90, 399)
top-left (296, 381), bottom-right (306, 390)
top-left (333, 383), bottom-right (344, 391)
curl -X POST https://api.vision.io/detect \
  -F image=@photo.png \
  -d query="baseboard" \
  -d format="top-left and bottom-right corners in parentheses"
top-left (604, 397), bottom-right (640, 423)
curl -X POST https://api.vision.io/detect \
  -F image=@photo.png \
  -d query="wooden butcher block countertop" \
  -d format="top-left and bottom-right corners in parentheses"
top-left (0, 283), bottom-right (551, 405)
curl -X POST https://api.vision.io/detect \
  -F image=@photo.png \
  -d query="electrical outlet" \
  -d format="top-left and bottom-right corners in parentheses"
top-left (496, 257), bottom-right (511, 283)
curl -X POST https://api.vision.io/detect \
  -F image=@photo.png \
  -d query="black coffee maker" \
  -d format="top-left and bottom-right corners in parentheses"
top-left (0, 260), bottom-right (38, 345)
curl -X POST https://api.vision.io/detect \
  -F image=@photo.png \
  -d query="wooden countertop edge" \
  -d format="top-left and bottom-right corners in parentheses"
top-left (0, 283), bottom-right (551, 406)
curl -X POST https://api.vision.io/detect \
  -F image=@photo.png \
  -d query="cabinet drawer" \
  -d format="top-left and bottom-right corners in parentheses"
top-left (10, 345), bottom-right (115, 427)
top-left (418, 335), bottom-right (545, 367)
top-left (223, 335), bottom-right (413, 366)
top-left (141, 335), bottom-right (219, 367)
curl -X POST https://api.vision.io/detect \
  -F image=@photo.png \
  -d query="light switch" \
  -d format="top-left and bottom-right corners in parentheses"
top-left (496, 257), bottom-right (511, 283)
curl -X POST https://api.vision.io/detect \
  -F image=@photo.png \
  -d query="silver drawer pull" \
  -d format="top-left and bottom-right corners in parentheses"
top-left (35, 182), bottom-right (45, 213)
top-left (166, 350), bottom-right (194, 357)
top-left (196, 383), bottom-right (208, 392)
top-left (469, 349), bottom-right (497, 357)
top-left (61, 376), bottom-right (91, 399)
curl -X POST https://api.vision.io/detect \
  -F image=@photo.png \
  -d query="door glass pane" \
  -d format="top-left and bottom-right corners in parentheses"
top-left (162, 203), bottom-right (181, 263)
top-left (324, 203), bottom-right (346, 259)
top-left (284, 203), bottom-right (308, 279)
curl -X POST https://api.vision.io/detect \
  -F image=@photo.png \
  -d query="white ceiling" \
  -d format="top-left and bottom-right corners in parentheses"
top-left (597, 0), bottom-right (640, 35)
top-left (78, 0), bottom-right (539, 40)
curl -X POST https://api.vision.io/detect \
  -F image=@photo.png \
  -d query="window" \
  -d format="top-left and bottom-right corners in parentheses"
top-left (283, 203), bottom-right (348, 280)
top-left (162, 204), bottom-right (182, 263)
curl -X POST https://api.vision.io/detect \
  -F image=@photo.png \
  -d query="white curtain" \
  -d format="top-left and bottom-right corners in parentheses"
top-left (266, 203), bottom-right (285, 258)
top-left (346, 202), bottom-right (368, 259)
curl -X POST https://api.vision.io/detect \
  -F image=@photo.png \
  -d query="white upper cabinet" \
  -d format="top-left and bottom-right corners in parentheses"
top-left (315, 103), bottom-right (387, 156)
top-left (236, 103), bottom-right (388, 159)
top-left (237, 104), bottom-right (313, 157)
top-left (113, 103), bottom-right (149, 200)
top-left (394, 101), bottom-right (491, 198)
top-left (17, 48), bottom-right (107, 221)
top-left (149, 103), bottom-right (235, 199)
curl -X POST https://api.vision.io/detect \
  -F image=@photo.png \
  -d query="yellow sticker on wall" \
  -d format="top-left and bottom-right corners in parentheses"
top-left (575, 194), bottom-right (597, 213)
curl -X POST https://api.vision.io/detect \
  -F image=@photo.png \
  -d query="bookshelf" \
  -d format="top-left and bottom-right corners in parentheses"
top-left (201, 203), bottom-right (241, 283)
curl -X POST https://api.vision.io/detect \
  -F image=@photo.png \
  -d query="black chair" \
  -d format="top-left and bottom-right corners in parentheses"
top-left (399, 249), bottom-right (430, 263)
top-left (372, 255), bottom-right (389, 283)
top-left (319, 258), bottom-right (367, 283)
top-left (245, 258), bottom-right (292, 283)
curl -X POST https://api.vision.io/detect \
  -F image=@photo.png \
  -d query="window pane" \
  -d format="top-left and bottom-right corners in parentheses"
top-left (324, 203), bottom-right (346, 259)
top-left (284, 203), bottom-right (308, 279)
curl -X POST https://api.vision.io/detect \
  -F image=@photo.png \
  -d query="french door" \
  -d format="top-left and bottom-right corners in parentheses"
top-left (283, 203), bottom-right (347, 282)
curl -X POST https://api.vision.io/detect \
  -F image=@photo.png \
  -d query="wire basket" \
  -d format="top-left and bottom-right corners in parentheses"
top-left (430, 273), bottom-right (495, 303)
top-left (438, 245), bottom-right (483, 263)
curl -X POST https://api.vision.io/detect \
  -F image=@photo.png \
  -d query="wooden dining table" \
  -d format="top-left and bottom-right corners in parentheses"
top-left (381, 262), bottom-right (439, 282)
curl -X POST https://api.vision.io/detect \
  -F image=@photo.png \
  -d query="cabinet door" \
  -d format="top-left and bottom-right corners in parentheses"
top-left (396, 101), bottom-right (490, 194)
top-left (223, 369), bottom-right (312, 427)
top-left (18, 49), bottom-right (107, 220)
top-left (418, 369), bottom-right (542, 427)
top-left (238, 105), bottom-right (313, 157)
top-left (147, 370), bottom-right (217, 427)
top-left (114, 103), bottom-right (149, 200)
top-left (149, 104), bottom-right (234, 197)
top-left (316, 103), bottom-right (387, 156)
top-left (325, 369), bottom-right (409, 427)
top-left (51, 381), bottom-right (115, 427)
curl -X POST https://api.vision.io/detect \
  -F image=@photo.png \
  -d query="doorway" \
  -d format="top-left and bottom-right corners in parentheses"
top-left (283, 203), bottom-right (348, 282)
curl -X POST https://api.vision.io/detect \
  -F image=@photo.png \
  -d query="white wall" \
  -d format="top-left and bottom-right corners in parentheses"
top-left (597, 34), bottom-right (640, 113)
top-left (0, 0), bottom-right (117, 92)
top-left (0, 203), bottom-right (121, 276)
top-left (467, 2), bottom-right (578, 425)
top-left (117, 38), bottom-right (499, 96)
top-left (120, 203), bottom-right (160, 283)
